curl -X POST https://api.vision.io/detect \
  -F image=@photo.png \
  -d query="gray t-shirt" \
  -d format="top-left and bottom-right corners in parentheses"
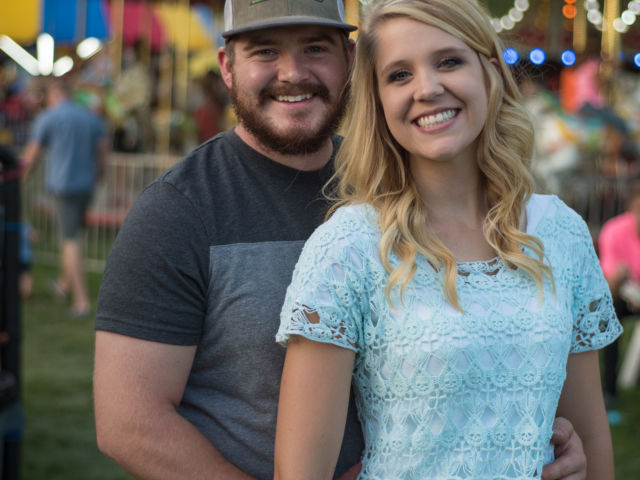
top-left (95, 130), bottom-right (364, 478)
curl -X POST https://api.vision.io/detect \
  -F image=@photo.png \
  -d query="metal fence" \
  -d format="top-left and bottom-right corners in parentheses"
top-left (22, 152), bottom-right (179, 272)
top-left (21, 151), bottom-right (637, 273)
top-left (555, 174), bottom-right (637, 239)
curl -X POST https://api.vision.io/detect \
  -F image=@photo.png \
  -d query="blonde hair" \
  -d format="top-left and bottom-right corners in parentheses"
top-left (329, 0), bottom-right (552, 310)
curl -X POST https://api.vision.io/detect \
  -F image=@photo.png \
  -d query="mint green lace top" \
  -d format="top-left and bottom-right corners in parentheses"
top-left (277, 194), bottom-right (621, 479)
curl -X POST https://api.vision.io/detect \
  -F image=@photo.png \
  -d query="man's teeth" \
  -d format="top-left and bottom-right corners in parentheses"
top-left (275, 94), bottom-right (313, 102)
top-left (417, 110), bottom-right (456, 128)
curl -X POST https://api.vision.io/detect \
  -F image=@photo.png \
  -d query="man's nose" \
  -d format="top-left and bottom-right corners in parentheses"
top-left (276, 52), bottom-right (310, 84)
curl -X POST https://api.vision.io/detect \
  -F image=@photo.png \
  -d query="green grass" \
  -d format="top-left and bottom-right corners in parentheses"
top-left (610, 333), bottom-right (640, 479)
top-left (18, 264), bottom-right (640, 479)
top-left (21, 263), bottom-right (130, 480)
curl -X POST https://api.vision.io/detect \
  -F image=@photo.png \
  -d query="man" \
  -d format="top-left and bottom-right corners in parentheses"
top-left (94, 1), bottom-right (586, 479)
top-left (598, 182), bottom-right (640, 413)
top-left (22, 80), bottom-right (106, 318)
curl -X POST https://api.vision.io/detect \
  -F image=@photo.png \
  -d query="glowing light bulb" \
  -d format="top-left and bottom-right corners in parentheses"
top-left (503, 48), bottom-right (519, 65)
top-left (529, 48), bottom-right (546, 65)
top-left (561, 49), bottom-right (577, 66)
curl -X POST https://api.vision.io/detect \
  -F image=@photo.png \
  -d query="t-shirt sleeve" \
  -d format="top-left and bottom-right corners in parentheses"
top-left (95, 180), bottom-right (210, 345)
top-left (566, 208), bottom-right (623, 353)
top-left (276, 209), bottom-right (369, 352)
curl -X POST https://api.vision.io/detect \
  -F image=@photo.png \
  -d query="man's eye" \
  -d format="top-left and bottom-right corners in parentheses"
top-left (254, 48), bottom-right (277, 57)
top-left (306, 45), bottom-right (327, 54)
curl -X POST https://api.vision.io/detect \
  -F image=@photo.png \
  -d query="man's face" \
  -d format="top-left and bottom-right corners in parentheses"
top-left (219, 26), bottom-right (353, 156)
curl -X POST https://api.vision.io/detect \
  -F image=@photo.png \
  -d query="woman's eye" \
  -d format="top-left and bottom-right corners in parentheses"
top-left (439, 57), bottom-right (462, 69)
top-left (389, 70), bottom-right (411, 83)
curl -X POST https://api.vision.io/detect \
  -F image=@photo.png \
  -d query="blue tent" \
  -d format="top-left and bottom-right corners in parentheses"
top-left (42, 0), bottom-right (109, 44)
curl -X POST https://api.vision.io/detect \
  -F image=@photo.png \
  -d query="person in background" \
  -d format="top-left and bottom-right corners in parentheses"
top-left (21, 79), bottom-right (107, 318)
top-left (194, 70), bottom-right (228, 143)
top-left (598, 182), bottom-right (640, 420)
top-left (94, 0), bottom-right (589, 479)
top-left (274, 0), bottom-right (620, 478)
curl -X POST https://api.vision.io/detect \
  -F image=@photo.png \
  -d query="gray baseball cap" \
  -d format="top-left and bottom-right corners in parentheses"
top-left (222, 0), bottom-right (358, 39)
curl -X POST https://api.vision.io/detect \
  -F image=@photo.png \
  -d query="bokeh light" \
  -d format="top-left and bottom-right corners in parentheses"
top-left (503, 48), bottom-right (519, 65)
top-left (561, 49), bottom-right (577, 66)
top-left (529, 48), bottom-right (546, 65)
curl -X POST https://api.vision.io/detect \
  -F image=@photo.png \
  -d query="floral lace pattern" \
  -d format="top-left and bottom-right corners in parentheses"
top-left (277, 195), bottom-right (622, 479)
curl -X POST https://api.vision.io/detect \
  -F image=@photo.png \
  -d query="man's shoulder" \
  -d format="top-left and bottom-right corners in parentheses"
top-left (163, 131), bottom-right (239, 180)
top-left (44, 101), bottom-right (95, 124)
top-left (147, 131), bottom-right (247, 211)
top-left (34, 105), bottom-right (58, 126)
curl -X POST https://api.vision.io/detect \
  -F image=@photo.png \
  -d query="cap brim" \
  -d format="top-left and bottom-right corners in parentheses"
top-left (222, 17), bottom-right (357, 39)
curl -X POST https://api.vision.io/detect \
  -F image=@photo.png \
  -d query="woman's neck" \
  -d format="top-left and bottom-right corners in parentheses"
top-left (410, 159), bottom-right (494, 261)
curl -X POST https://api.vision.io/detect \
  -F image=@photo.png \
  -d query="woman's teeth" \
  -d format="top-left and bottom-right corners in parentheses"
top-left (416, 109), bottom-right (457, 128)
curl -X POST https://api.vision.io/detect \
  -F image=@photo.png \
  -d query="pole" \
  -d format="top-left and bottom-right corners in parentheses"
top-left (602, 0), bottom-right (620, 62)
top-left (573, 0), bottom-right (587, 54)
top-left (110, 0), bottom-right (124, 83)
top-left (601, 0), bottom-right (621, 104)
top-left (175, 0), bottom-right (191, 113)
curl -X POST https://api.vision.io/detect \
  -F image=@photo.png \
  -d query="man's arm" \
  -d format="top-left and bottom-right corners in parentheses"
top-left (542, 417), bottom-right (586, 480)
top-left (20, 141), bottom-right (41, 179)
top-left (94, 331), bottom-right (255, 480)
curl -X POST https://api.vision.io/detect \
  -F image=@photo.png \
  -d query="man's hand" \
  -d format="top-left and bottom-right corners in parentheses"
top-left (541, 417), bottom-right (586, 480)
top-left (335, 462), bottom-right (362, 480)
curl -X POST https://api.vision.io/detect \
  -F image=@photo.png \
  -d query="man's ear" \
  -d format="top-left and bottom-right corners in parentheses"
top-left (347, 38), bottom-right (356, 70)
top-left (218, 46), bottom-right (233, 89)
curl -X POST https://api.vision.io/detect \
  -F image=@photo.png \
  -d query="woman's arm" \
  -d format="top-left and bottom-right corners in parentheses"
top-left (555, 350), bottom-right (614, 480)
top-left (274, 335), bottom-right (356, 480)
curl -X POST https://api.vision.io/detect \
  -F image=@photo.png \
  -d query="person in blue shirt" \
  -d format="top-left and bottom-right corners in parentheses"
top-left (274, 0), bottom-right (621, 478)
top-left (22, 80), bottom-right (107, 318)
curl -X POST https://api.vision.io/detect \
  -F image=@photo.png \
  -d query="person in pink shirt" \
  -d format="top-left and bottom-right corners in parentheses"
top-left (598, 182), bottom-right (640, 412)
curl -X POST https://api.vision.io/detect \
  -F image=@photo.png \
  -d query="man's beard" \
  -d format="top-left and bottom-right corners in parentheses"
top-left (230, 78), bottom-right (348, 156)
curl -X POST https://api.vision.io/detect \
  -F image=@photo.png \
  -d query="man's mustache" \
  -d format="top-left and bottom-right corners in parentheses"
top-left (260, 82), bottom-right (330, 102)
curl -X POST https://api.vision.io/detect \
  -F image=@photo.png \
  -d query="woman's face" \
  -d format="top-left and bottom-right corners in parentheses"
top-left (374, 17), bottom-right (491, 170)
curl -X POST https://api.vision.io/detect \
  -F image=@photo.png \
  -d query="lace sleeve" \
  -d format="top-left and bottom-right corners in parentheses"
top-left (276, 208), bottom-right (370, 352)
top-left (567, 210), bottom-right (623, 353)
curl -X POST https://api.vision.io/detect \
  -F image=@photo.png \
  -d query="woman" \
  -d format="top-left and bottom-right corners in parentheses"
top-left (274, 0), bottom-right (621, 478)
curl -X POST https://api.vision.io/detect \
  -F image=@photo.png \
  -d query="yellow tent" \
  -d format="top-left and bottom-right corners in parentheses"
top-left (0, 0), bottom-right (41, 44)
top-left (154, 2), bottom-right (216, 52)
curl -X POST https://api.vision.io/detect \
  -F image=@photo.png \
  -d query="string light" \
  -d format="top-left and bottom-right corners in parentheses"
top-left (563, 0), bottom-right (577, 19)
top-left (584, 0), bottom-right (640, 33)
top-left (529, 48), bottom-right (546, 64)
top-left (359, 0), bottom-right (530, 33)
top-left (561, 49), bottom-right (577, 65)
top-left (503, 48), bottom-right (520, 64)
top-left (491, 0), bottom-right (530, 32)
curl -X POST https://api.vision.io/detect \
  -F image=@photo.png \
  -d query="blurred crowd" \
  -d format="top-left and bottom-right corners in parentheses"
top-left (0, 42), bottom-right (234, 157)
top-left (522, 56), bottom-right (640, 196)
